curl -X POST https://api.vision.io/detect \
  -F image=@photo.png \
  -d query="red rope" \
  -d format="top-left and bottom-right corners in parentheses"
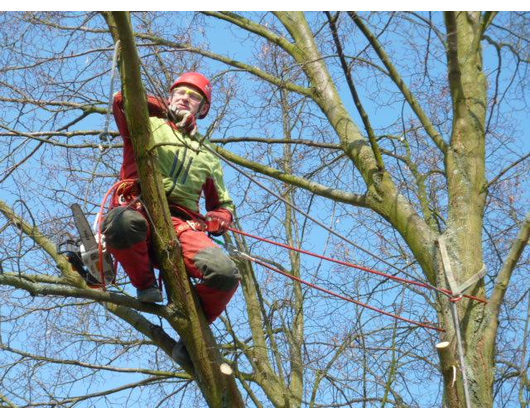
top-left (89, 182), bottom-right (469, 330)
top-left (228, 227), bottom-right (487, 305)
top-left (248, 255), bottom-right (444, 332)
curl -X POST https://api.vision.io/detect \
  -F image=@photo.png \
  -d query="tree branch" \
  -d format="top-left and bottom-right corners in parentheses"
top-left (490, 212), bottom-right (530, 311)
top-left (211, 144), bottom-right (367, 207)
top-left (0, 343), bottom-right (190, 379)
top-left (211, 137), bottom-right (341, 150)
top-left (0, 199), bottom-right (82, 287)
top-left (0, 272), bottom-right (169, 311)
top-left (134, 30), bottom-right (312, 98)
top-left (203, 12), bottom-right (295, 55)
top-left (106, 11), bottom-right (245, 407)
top-left (479, 11), bottom-right (498, 38)
top-left (444, 12), bottom-right (466, 109)
top-left (349, 12), bottom-right (447, 154)
top-left (325, 12), bottom-right (385, 171)
top-left (486, 151), bottom-right (530, 190)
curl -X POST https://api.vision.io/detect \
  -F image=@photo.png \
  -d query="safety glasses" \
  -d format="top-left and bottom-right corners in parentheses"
top-left (172, 87), bottom-right (204, 104)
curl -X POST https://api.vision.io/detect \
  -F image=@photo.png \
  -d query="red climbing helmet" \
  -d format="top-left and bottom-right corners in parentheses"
top-left (170, 72), bottom-right (212, 119)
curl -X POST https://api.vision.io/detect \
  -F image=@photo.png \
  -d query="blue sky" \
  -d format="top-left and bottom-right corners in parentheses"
top-left (1, 11), bottom-right (529, 407)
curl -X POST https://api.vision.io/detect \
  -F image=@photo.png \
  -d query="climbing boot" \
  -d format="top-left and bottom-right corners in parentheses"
top-left (172, 339), bottom-right (192, 367)
top-left (137, 286), bottom-right (163, 303)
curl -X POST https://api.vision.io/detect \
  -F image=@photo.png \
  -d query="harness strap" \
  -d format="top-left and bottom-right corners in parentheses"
top-left (175, 220), bottom-right (207, 238)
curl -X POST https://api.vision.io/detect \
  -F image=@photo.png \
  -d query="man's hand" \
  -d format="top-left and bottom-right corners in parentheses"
top-left (205, 209), bottom-right (232, 236)
top-left (168, 106), bottom-right (197, 136)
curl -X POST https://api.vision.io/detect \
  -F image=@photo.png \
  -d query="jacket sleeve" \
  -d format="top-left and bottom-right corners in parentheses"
top-left (203, 154), bottom-right (235, 216)
top-left (113, 92), bottom-right (168, 120)
top-left (113, 92), bottom-right (170, 180)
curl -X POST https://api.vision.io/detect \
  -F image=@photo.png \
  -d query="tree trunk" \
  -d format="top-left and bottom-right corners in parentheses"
top-left (105, 12), bottom-right (244, 408)
top-left (436, 12), bottom-right (491, 407)
top-left (276, 11), bottom-right (496, 407)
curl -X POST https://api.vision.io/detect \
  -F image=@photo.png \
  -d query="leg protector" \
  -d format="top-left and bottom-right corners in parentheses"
top-left (103, 207), bottom-right (148, 249)
top-left (103, 207), bottom-right (156, 290)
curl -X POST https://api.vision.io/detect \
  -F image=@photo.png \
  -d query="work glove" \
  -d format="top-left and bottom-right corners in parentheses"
top-left (168, 106), bottom-right (198, 136)
top-left (205, 209), bottom-right (232, 236)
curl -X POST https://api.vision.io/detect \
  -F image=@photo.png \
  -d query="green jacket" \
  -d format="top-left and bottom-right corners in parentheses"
top-left (114, 93), bottom-right (234, 215)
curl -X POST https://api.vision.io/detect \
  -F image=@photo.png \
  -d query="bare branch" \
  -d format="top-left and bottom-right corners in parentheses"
top-left (349, 12), bottom-right (447, 154)
top-left (490, 212), bottom-right (530, 310)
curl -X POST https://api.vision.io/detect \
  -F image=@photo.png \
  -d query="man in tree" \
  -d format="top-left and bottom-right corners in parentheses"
top-left (102, 72), bottom-right (240, 329)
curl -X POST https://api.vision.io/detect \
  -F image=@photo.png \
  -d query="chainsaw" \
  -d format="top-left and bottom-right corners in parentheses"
top-left (57, 204), bottom-right (115, 288)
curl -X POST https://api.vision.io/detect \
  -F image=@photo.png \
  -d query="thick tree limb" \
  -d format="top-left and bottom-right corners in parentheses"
top-left (212, 144), bottom-right (367, 207)
top-left (0, 273), bottom-right (163, 315)
top-left (134, 30), bottom-right (312, 98)
top-left (106, 11), bottom-right (244, 407)
top-left (325, 12), bottom-right (385, 171)
top-left (0, 199), bottom-right (82, 287)
top-left (0, 343), bottom-right (190, 379)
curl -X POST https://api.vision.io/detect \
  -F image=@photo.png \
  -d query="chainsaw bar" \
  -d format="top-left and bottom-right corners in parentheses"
top-left (71, 204), bottom-right (97, 250)
top-left (71, 204), bottom-right (115, 285)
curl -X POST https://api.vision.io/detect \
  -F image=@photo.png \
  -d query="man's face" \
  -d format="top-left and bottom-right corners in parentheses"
top-left (169, 85), bottom-right (204, 116)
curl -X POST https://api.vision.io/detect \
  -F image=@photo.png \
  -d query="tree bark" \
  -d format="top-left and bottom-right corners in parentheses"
top-left (105, 11), bottom-right (244, 408)
top-left (435, 11), bottom-right (491, 407)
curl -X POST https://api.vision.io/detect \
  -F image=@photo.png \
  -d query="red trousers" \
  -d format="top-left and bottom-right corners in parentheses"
top-left (105, 206), bottom-right (239, 323)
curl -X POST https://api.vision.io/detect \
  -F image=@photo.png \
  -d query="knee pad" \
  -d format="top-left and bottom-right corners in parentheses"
top-left (194, 247), bottom-right (240, 291)
top-left (102, 207), bottom-right (148, 249)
